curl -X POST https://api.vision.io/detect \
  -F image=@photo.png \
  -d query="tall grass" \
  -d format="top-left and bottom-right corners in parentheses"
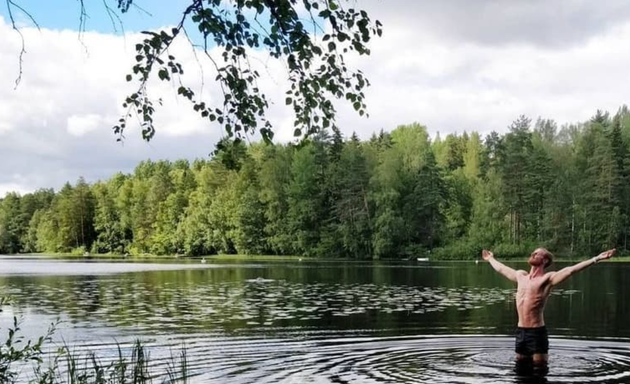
top-left (1, 298), bottom-right (190, 384)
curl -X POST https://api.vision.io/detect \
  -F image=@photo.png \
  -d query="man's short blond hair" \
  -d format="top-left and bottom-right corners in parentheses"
top-left (540, 248), bottom-right (554, 268)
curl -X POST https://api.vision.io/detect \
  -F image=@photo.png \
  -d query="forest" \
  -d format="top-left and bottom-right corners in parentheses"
top-left (1, 107), bottom-right (629, 259)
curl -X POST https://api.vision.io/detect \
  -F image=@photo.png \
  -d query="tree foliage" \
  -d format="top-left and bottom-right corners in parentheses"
top-left (7, 0), bottom-right (382, 142)
top-left (4, 107), bottom-right (630, 258)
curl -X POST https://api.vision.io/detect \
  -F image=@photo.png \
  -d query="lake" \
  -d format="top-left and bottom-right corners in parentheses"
top-left (1, 256), bottom-right (630, 383)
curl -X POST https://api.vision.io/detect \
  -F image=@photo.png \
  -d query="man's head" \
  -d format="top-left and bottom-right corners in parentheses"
top-left (529, 248), bottom-right (553, 268)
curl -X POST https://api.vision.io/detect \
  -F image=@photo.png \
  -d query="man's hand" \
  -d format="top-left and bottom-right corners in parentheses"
top-left (596, 249), bottom-right (616, 261)
top-left (482, 249), bottom-right (494, 261)
top-left (551, 248), bottom-right (616, 286)
top-left (481, 249), bottom-right (519, 282)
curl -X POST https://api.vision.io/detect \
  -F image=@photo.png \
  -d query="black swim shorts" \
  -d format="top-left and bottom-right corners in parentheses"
top-left (515, 326), bottom-right (549, 356)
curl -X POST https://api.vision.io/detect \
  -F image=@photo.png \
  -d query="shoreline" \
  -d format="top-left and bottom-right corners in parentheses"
top-left (3, 253), bottom-right (630, 263)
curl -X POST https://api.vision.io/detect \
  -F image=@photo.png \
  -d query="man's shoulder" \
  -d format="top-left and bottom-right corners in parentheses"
top-left (514, 270), bottom-right (528, 280)
top-left (536, 271), bottom-right (557, 284)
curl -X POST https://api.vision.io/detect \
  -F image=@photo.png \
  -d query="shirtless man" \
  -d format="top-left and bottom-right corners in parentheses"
top-left (482, 247), bottom-right (616, 364)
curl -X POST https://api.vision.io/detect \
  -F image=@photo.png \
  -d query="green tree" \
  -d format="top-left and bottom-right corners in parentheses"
top-left (573, 120), bottom-right (621, 253)
top-left (179, 161), bottom-right (231, 255)
top-left (207, 172), bottom-right (239, 253)
top-left (287, 142), bottom-right (327, 255)
top-left (151, 161), bottom-right (196, 255)
top-left (259, 145), bottom-right (294, 254)
top-left (407, 150), bottom-right (446, 249)
top-left (36, 179), bottom-right (95, 252)
top-left (92, 175), bottom-right (129, 253)
top-left (35, 208), bottom-right (60, 252)
top-left (467, 169), bottom-right (508, 246)
top-left (18, 189), bottom-right (54, 252)
top-left (0, 193), bottom-right (22, 253)
top-left (522, 136), bottom-right (553, 241)
top-left (463, 132), bottom-right (482, 181)
top-left (435, 133), bottom-right (465, 171)
top-left (371, 123), bottom-right (442, 258)
top-left (232, 158), bottom-right (267, 254)
top-left (500, 115), bottom-right (533, 244)
top-left (329, 135), bottom-right (372, 258)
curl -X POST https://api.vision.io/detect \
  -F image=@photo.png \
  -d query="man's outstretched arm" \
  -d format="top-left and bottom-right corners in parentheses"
top-left (549, 249), bottom-right (616, 286)
top-left (482, 250), bottom-right (520, 282)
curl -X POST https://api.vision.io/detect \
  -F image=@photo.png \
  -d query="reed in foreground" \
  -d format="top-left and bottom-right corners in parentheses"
top-left (1, 299), bottom-right (190, 384)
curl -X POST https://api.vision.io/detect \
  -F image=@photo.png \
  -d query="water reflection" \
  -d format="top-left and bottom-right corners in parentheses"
top-left (514, 361), bottom-right (549, 384)
top-left (1, 260), bottom-right (630, 383)
top-left (1, 272), bottom-right (581, 335)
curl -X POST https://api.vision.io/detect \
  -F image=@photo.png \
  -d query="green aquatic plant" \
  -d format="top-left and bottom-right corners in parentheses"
top-left (164, 346), bottom-right (188, 384)
top-left (0, 315), bottom-right (56, 383)
top-left (1, 297), bottom-right (190, 383)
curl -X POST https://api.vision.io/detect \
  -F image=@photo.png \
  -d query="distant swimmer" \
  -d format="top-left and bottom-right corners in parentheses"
top-left (481, 247), bottom-right (615, 365)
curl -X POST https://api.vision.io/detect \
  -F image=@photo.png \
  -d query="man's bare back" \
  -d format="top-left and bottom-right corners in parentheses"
top-left (482, 247), bottom-right (616, 364)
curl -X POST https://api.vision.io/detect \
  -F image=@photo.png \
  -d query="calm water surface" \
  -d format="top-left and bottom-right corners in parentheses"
top-left (1, 256), bottom-right (630, 383)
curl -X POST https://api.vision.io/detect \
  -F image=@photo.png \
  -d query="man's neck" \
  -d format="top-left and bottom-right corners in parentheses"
top-left (528, 265), bottom-right (546, 278)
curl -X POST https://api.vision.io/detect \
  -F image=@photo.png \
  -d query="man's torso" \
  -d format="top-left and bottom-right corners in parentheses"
top-left (515, 272), bottom-right (553, 328)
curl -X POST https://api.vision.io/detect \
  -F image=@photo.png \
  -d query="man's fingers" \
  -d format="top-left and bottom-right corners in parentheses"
top-left (601, 249), bottom-right (616, 259)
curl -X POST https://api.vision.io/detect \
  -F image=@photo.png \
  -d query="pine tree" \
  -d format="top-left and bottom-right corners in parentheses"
top-left (287, 143), bottom-right (326, 255)
top-left (259, 145), bottom-right (294, 254)
top-left (501, 116), bottom-right (533, 244)
top-left (330, 138), bottom-right (372, 258)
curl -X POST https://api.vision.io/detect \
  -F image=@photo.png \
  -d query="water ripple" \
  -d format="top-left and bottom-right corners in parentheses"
top-left (54, 335), bottom-right (630, 384)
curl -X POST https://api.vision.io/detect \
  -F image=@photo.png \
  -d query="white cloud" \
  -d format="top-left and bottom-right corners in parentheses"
top-left (360, 0), bottom-right (630, 48)
top-left (2, 2), bottom-right (630, 194)
top-left (0, 182), bottom-right (33, 197)
top-left (335, 7), bottom-right (630, 138)
top-left (67, 114), bottom-right (102, 136)
top-left (0, 16), bottom-right (255, 193)
top-left (0, 155), bottom-right (31, 197)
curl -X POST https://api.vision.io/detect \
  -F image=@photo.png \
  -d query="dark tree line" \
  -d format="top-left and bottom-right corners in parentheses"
top-left (2, 106), bottom-right (630, 259)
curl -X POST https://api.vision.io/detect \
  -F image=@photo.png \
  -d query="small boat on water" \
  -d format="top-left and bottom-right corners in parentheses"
top-left (417, 257), bottom-right (429, 262)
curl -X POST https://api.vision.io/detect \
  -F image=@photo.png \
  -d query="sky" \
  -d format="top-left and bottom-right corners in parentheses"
top-left (1, 0), bottom-right (630, 196)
